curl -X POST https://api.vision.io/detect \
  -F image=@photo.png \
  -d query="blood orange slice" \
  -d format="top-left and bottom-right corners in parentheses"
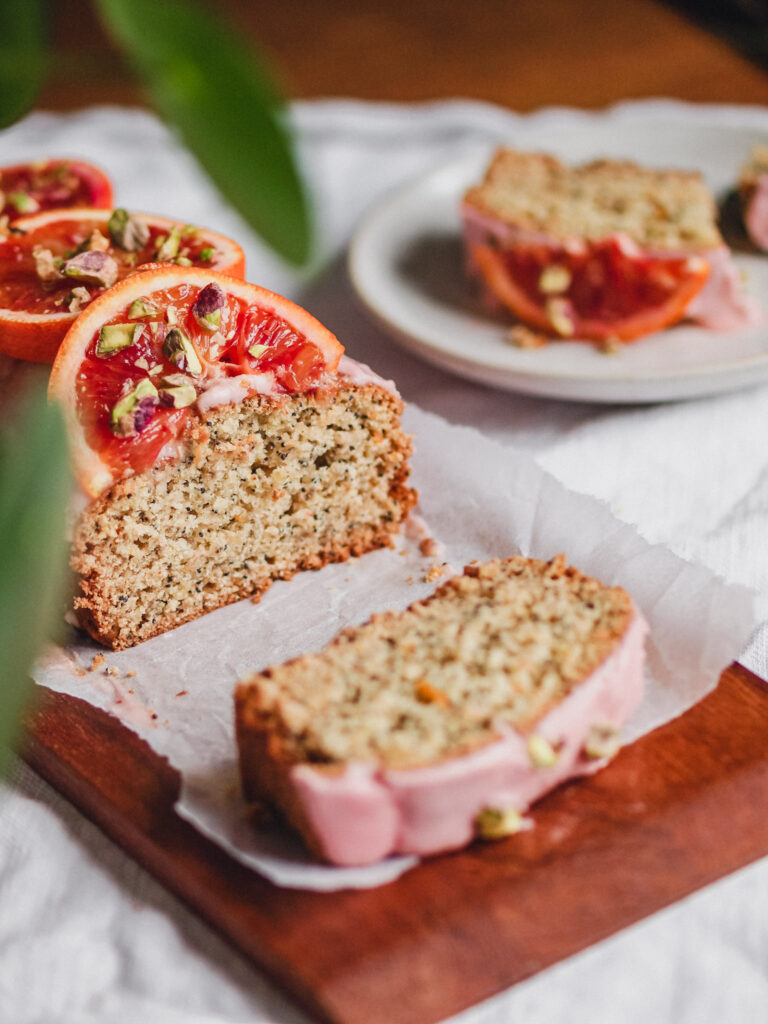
top-left (471, 235), bottom-right (711, 343)
top-left (49, 266), bottom-right (344, 497)
top-left (0, 209), bottom-right (246, 363)
top-left (0, 158), bottom-right (113, 221)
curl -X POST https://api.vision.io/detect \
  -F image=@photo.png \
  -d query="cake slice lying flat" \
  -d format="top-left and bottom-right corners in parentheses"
top-left (235, 555), bottom-right (648, 866)
top-left (462, 148), bottom-right (759, 342)
top-left (49, 266), bottom-right (415, 649)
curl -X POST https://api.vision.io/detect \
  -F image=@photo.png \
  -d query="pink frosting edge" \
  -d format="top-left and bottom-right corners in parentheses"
top-left (461, 204), bottom-right (762, 332)
top-left (290, 610), bottom-right (649, 867)
top-left (745, 175), bottom-right (768, 251)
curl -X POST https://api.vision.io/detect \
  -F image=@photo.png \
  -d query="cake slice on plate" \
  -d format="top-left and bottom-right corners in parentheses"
top-left (235, 554), bottom-right (648, 866)
top-left (48, 266), bottom-right (415, 650)
top-left (462, 148), bottom-right (760, 343)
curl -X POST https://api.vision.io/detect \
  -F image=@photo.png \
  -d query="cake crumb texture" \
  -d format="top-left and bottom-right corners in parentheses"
top-left (464, 148), bottom-right (722, 250)
top-left (236, 554), bottom-right (634, 773)
top-left (72, 383), bottom-right (415, 649)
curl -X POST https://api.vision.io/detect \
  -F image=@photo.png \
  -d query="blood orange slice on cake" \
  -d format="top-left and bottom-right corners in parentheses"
top-left (0, 209), bottom-right (246, 363)
top-left (0, 159), bottom-right (113, 221)
top-left (48, 265), bottom-right (344, 497)
top-left (471, 236), bottom-right (711, 343)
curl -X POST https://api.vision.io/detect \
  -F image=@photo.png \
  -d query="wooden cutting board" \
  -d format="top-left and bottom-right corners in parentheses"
top-left (20, 662), bottom-right (768, 1024)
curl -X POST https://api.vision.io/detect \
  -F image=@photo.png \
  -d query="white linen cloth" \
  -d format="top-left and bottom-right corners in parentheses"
top-left (2, 99), bottom-right (768, 1023)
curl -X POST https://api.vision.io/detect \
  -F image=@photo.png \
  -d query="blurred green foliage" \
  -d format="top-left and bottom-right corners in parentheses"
top-left (0, 385), bottom-right (72, 774)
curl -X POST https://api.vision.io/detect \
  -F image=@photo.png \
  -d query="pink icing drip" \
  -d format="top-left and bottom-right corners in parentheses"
top-left (745, 176), bottom-right (768, 251)
top-left (337, 355), bottom-right (399, 396)
top-left (291, 610), bottom-right (648, 866)
top-left (686, 247), bottom-right (762, 330)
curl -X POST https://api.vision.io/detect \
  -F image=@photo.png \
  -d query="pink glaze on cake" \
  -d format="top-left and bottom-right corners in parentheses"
top-left (745, 176), bottom-right (768, 251)
top-left (290, 609), bottom-right (648, 866)
top-left (461, 204), bottom-right (760, 333)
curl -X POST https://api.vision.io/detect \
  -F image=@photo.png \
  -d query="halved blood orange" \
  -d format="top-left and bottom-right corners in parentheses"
top-left (0, 208), bottom-right (246, 363)
top-left (0, 158), bottom-right (113, 221)
top-left (49, 266), bottom-right (344, 497)
top-left (471, 235), bottom-right (711, 343)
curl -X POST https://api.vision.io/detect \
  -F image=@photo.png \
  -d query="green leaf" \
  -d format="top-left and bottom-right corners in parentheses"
top-left (0, 0), bottom-right (46, 129)
top-left (95, 0), bottom-right (312, 266)
top-left (0, 384), bottom-right (72, 774)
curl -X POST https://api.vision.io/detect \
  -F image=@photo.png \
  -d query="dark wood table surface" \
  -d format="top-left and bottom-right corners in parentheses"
top-left (44, 0), bottom-right (768, 112)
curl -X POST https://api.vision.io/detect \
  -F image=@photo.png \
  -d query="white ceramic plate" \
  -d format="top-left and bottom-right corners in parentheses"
top-left (349, 117), bottom-right (768, 403)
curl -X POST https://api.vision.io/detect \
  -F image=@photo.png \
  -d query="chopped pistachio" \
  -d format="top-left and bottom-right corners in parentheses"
top-left (128, 297), bottom-right (160, 320)
top-left (166, 305), bottom-right (179, 326)
top-left (67, 286), bottom-right (91, 313)
top-left (134, 356), bottom-right (150, 371)
top-left (32, 245), bottom-right (62, 282)
top-left (527, 733), bottom-right (559, 769)
top-left (158, 374), bottom-right (197, 409)
top-left (108, 208), bottom-right (150, 252)
top-left (162, 326), bottom-right (202, 375)
top-left (110, 379), bottom-right (158, 437)
top-left (148, 364), bottom-right (163, 375)
top-left (61, 250), bottom-right (118, 289)
top-left (248, 343), bottom-right (268, 359)
top-left (199, 246), bottom-right (214, 261)
top-left (97, 323), bottom-right (142, 357)
top-left (475, 807), bottom-right (524, 841)
top-left (545, 297), bottom-right (575, 337)
top-left (175, 256), bottom-right (193, 266)
top-left (7, 191), bottom-right (39, 214)
top-left (191, 281), bottom-right (225, 333)
top-left (85, 229), bottom-right (110, 253)
top-left (538, 265), bottom-right (572, 294)
top-left (584, 723), bottom-right (621, 761)
top-left (154, 224), bottom-right (184, 262)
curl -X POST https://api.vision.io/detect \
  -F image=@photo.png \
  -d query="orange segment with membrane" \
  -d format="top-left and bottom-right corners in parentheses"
top-left (472, 235), bottom-right (711, 342)
top-left (0, 209), bottom-right (246, 363)
top-left (49, 266), bottom-right (344, 497)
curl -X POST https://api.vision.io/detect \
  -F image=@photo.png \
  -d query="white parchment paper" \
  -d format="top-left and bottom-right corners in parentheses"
top-left (33, 404), bottom-right (757, 891)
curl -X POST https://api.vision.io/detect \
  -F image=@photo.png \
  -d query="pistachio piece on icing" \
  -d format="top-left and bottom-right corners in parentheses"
top-left (527, 733), bottom-right (559, 769)
top-left (154, 224), bottom-right (184, 261)
top-left (108, 208), bottom-right (150, 252)
top-left (475, 807), bottom-right (524, 840)
top-left (162, 326), bottom-right (202, 375)
top-left (199, 246), bottom-right (214, 262)
top-left (191, 281), bottom-right (226, 333)
top-left (175, 256), bottom-right (193, 266)
top-left (97, 323), bottom-right (142, 357)
top-left (128, 297), bottom-right (160, 320)
top-left (7, 191), bottom-right (39, 214)
top-left (248, 343), bottom-right (268, 359)
top-left (584, 723), bottom-right (621, 761)
top-left (158, 374), bottom-right (197, 409)
top-left (110, 379), bottom-right (158, 437)
top-left (61, 250), bottom-right (118, 289)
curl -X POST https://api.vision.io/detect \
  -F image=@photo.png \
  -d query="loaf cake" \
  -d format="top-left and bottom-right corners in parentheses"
top-left (738, 145), bottom-right (768, 250)
top-left (235, 555), bottom-right (648, 866)
top-left (48, 266), bottom-right (415, 649)
top-left (462, 148), bottom-right (760, 342)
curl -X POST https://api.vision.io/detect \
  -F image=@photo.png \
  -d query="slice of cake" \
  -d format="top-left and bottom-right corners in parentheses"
top-left (738, 145), bottom-right (768, 250)
top-left (235, 555), bottom-right (648, 866)
top-left (462, 148), bottom-right (760, 343)
top-left (48, 266), bottom-right (416, 649)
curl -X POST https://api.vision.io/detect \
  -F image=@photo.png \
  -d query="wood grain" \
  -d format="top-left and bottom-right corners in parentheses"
top-left (42, 0), bottom-right (768, 112)
top-left (21, 662), bottom-right (768, 1024)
